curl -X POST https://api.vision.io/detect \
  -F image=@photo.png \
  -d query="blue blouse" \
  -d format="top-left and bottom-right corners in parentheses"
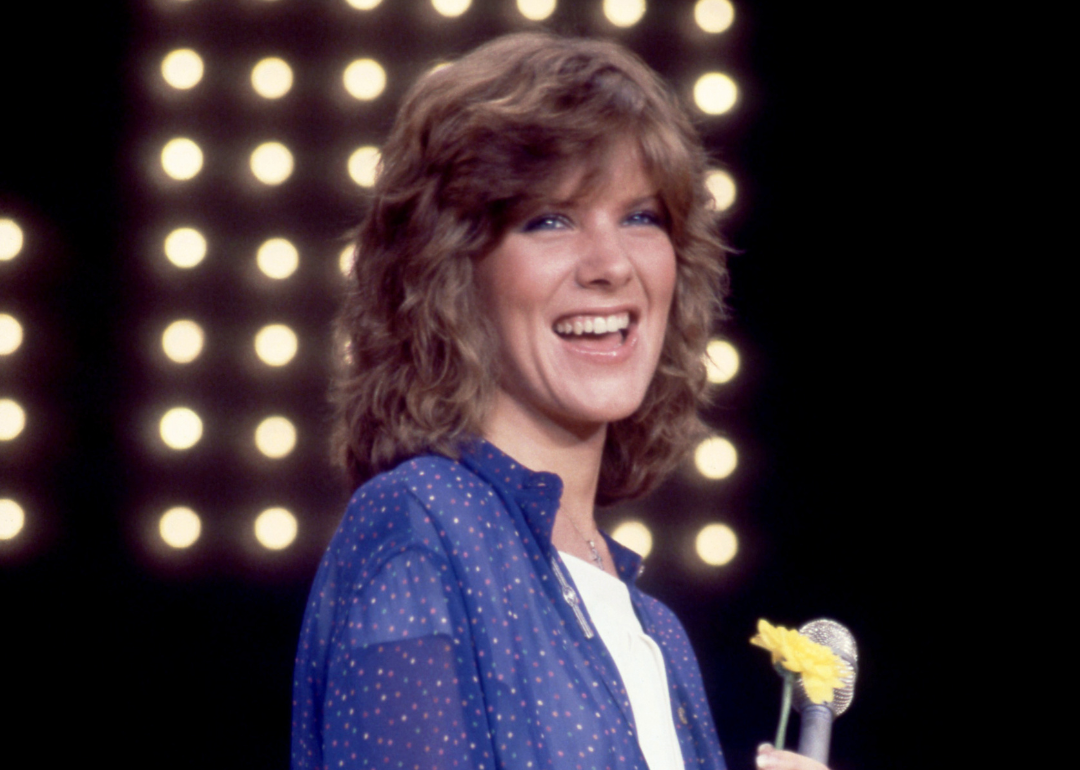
top-left (291, 440), bottom-right (727, 770)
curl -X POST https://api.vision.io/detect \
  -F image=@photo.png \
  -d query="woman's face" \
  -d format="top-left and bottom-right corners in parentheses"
top-left (475, 142), bottom-right (677, 439)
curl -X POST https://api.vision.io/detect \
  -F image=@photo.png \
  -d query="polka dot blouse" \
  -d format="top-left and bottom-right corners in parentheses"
top-left (291, 440), bottom-right (726, 770)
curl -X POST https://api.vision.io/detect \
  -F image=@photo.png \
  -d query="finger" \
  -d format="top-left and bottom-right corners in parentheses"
top-left (756, 744), bottom-right (830, 770)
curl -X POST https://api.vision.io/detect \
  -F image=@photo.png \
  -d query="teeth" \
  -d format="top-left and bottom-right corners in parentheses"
top-left (555, 312), bottom-right (631, 336)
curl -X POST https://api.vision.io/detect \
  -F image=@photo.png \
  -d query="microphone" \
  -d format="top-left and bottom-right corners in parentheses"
top-left (793, 619), bottom-right (858, 764)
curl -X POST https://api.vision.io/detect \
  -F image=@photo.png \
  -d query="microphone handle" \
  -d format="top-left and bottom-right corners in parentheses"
top-left (796, 703), bottom-right (833, 764)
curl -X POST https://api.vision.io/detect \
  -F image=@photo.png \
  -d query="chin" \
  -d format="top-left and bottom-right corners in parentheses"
top-left (555, 386), bottom-right (650, 429)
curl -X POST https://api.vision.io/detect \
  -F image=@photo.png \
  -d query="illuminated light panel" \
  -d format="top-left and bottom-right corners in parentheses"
top-left (159, 406), bottom-right (203, 450)
top-left (432, 0), bottom-right (471, 17)
top-left (345, 0), bottom-right (383, 8)
top-left (251, 57), bottom-right (294, 99)
top-left (0, 498), bottom-right (25, 540)
top-left (611, 520), bottom-right (653, 559)
top-left (254, 324), bottom-right (298, 366)
top-left (0, 218), bottom-right (24, 261)
top-left (250, 142), bottom-right (294, 185)
top-left (0, 398), bottom-right (26, 441)
top-left (161, 319), bottom-right (205, 364)
top-left (254, 507), bottom-right (298, 550)
top-left (705, 169), bottom-right (737, 211)
top-left (339, 245), bottom-right (354, 277)
top-left (161, 48), bottom-right (204, 90)
top-left (695, 522), bottom-right (737, 566)
top-left (348, 146), bottom-right (381, 187)
top-left (163, 227), bottom-right (207, 268)
top-left (0, 314), bottom-right (23, 355)
top-left (603, 0), bottom-right (646, 27)
top-left (256, 237), bottom-right (299, 279)
top-left (255, 415), bottom-right (297, 458)
top-left (694, 0), bottom-right (734, 33)
top-left (704, 338), bottom-right (739, 384)
top-left (343, 58), bottom-right (386, 101)
top-left (694, 72), bottom-right (738, 115)
top-left (159, 506), bottom-right (201, 548)
top-left (694, 436), bottom-right (737, 479)
top-left (517, 0), bottom-right (556, 21)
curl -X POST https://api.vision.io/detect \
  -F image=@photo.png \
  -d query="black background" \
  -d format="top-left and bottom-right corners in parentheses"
top-left (1, 3), bottom-right (961, 768)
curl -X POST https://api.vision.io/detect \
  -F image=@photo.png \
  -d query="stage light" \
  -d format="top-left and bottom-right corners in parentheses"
top-left (159, 406), bottom-right (203, 450)
top-left (161, 137), bottom-right (203, 180)
top-left (694, 0), bottom-right (734, 33)
top-left (251, 57), bottom-right (293, 99)
top-left (517, 0), bottom-right (555, 21)
top-left (611, 520), bottom-right (653, 559)
top-left (694, 436), bottom-right (737, 479)
top-left (0, 498), bottom-right (24, 541)
top-left (0, 399), bottom-right (26, 441)
top-left (256, 237), bottom-right (299, 279)
top-left (432, 0), bottom-right (471, 17)
top-left (161, 49), bottom-right (204, 90)
top-left (345, 0), bottom-right (383, 8)
top-left (254, 324), bottom-right (298, 366)
top-left (0, 314), bottom-right (23, 355)
top-left (163, 227), bottom-right (207, 268)
top-left (693, 72), bottom-right (737, 115)
top-left (603, 0), bottom-right (645, 27)
top-left (161, 319), bottom-right (204, 364)
top-left (695, 523), bottom-right (737, 566)
top-left (159, 506), bottom-right (201, 548)
top-left (704, 338), bottom-right (739, 384)
top-left (0, 218), bottom-right (25, 261)
top-left (255, 415), bottom-right (297, 458)
top-left (254, 506), bottom-right (297, 550)
top-left (705, 169), bottom-right (736, 211)
top-left (339, 245), bottom-right (354, 277)
top-left (250, 142), bottom-right (294, 185)
top-left (343, 58), bottom-right (386, 101)
top-left (348, 146), bottom-right (380, 187)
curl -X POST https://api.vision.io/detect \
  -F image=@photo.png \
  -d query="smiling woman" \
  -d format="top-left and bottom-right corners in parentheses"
top-left (290, 32), bottom-right (809, 770)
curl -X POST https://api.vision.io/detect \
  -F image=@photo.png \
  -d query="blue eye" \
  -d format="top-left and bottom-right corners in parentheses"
top-left (625, 209), bottom-right (666, 228)
top-left (521, 214), bottom-right (570, 232)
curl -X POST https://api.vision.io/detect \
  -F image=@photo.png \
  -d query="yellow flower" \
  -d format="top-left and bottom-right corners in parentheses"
top-left (751, 619), bottom-right (851, 705)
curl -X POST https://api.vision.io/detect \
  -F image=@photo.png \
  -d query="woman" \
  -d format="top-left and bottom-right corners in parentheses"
top-left (292, 33), bottom-right (827, 770)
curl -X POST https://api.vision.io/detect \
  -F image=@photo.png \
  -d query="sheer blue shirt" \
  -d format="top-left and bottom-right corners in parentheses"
top-left (291, 440), bottom-right (726, 770)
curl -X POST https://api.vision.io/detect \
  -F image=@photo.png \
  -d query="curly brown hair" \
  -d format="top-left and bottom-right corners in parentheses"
top-left (333, 32), bottom-right (728, 503)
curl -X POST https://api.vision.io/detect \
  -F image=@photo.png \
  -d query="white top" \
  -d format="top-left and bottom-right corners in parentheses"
top-left (560, 551), bottom-right (685, 770)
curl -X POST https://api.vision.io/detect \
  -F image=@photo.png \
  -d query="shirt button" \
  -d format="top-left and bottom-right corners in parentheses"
top-left (678, 707), bottom-right (688, 725)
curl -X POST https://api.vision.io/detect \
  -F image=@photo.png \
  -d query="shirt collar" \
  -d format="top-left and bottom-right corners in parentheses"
top-left (458, 439), bottom-right (643, 585)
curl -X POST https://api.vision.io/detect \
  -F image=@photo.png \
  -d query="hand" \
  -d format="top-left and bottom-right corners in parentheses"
top-left (755, 743), bottom-right (831, 770)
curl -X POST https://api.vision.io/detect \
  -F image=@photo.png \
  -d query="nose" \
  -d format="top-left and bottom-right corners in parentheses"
top-left (574, 222), bottom-right (633, 289)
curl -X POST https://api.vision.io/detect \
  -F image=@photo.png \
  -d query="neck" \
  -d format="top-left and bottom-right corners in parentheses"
top-left (482, 394), bottom-right (615, 573)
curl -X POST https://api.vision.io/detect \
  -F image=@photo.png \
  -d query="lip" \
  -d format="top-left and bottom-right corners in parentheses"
top-left (551, 304), bottom-right (640, 329)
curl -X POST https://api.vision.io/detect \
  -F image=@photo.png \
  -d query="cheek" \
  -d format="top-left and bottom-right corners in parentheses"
top-left (651, 247), bottom-right (679, 313)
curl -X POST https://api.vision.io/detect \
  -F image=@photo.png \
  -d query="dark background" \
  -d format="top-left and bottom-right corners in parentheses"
top-left (1, 3), bottom-right (958, 768)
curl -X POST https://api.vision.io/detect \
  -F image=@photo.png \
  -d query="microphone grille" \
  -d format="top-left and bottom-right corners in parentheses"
top-left (794, 618), bottom-right (858, 717)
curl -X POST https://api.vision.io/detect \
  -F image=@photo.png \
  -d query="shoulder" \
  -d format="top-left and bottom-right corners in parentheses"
top-left (335, 453), bottom-right (499, 546)
top-left (382, 453), bottom-right (495, 507)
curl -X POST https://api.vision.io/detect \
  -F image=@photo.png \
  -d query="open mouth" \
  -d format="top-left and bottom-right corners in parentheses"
top-left (553, 312), bottom-right (632, 347)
